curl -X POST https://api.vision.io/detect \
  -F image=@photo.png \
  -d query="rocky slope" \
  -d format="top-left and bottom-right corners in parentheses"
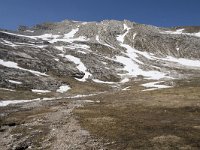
top-left (0, 20), bottom-right (200, 93)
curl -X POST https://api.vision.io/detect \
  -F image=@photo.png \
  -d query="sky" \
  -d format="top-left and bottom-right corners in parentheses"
top-left (0, 0), bottom-right (200, 30)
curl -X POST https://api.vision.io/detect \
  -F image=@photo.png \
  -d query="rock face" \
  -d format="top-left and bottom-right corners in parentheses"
top-left (0, 20), bottom-right (200, 91)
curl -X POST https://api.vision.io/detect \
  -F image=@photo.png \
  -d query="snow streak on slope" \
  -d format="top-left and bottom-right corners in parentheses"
top-left (142, 81), bottom-right (172, 91)
top-left (1, 40), bottom-right (18, 47)
top-left (0, 59), bottom-right (48, 76)
top-left (32, 89), bottom-right (51, 93)
top-left (64, 55), bottom-right (92, 81)
top-left (162, 56), bottom-right (200, 68)
top-left (116, 24), bottom-right (131, 43)
top-left (116, 24), bottom-right (167, 81)
top-left (0, 27), bottom-right (88, 44)
top-left (161, 29), bottom-right (200, 38)
top-left (64, 28), bottom-right (79, 38)
top-left (96, 35), bottom-right (115, 49)
top-left (0, 88), bottom-right (15, 92)
top-left (0, 99), bottom-right (40, 107)
top-left (8, 80), bottom-right (22, 84)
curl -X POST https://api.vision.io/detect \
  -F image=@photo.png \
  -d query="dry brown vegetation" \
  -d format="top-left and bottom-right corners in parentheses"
top-left (0, 78), bottom-right (200, 149)
top-left (75, 79), bottom-right (200, 149)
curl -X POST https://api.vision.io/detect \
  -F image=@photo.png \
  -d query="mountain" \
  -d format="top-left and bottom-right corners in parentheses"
top-left (1, 20), bottom-right (200, 150)
top-left (0, 20), bottom-right (200, 93)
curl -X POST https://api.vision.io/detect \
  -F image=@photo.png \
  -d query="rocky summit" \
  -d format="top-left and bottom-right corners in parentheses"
top-left (0, 20), bottom-right (200, 150)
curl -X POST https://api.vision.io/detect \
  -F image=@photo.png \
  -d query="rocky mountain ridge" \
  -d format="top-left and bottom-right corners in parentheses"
top-left (0, 20), bottom-right (200, 93)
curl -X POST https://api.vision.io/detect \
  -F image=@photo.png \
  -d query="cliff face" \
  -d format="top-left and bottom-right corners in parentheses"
top-left (0, 20), bottom-right (200, 91)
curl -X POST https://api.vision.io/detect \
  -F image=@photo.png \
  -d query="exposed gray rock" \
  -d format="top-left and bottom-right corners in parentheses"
top-left (0, 19), bottom-right (200, 91)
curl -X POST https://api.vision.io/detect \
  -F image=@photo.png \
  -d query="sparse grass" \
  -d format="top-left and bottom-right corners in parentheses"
top-left (0, 101), bottom-right (66, 150)
top-left (1, 78), bottom-right (200, 149)
top-left (75, 79), bottom-right (200, 149)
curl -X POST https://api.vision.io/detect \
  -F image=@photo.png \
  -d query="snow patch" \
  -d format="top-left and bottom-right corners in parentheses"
top-left (116, 25), bottom-right (167, 80)
top-left (8, 80), bottom-right (22, 84)
top-left (96, 35), bottom-right (115, 49)
top-left (25, 30), bottom-right (34, 33)
top-left (120, 78), bottom-right (130, 83)
top-left (54, 58), bottom-right (59, 61)
top-left (56, 85), bottom-right (71, 93)
top-left (161, 29), bottom-right (200, 38)
top-left (122, 86), bottom-right (131, 91)
top-left (0, 59), bottom-right (48, 76)
top-left (64, 55), bottom-right (92, 81)
top-left (32, 89), bottom-right (51, 93)
top-left (133, 33), bottom-right (137, 40)
top-left (116, 24), bottom-right (131, 43)
top-left (0, 88), bottom-right (15, 92)
top-left (162, 56), bottom-right (200, 68)
top-left (1, 40), bottom-right (18, 47)
top-left (64, 28), bottom-right (79, 39)
top-left (0, 98), bottom-right (40, 107)
top-left (142, 81), bottom-right (172, 91)
top-left (93, 79), bottom-right (116, 84)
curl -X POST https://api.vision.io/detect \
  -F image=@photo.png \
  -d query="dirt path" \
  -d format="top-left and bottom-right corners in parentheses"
top-left (0, 99), bottom-right (106, 150)
top-left (45, 101), bottom-right (105, 150)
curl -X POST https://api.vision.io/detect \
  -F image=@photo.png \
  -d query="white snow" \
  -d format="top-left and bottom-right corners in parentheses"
top-left (0, 88), bottom-right (15, 92)
top-left (133, 33), bottom-right (137, 40)
top-left (115, 24), bottom-right (167, 81)
top-left (122, 86), bottom-right (131, 91)
top-left (77, 100), bottom-right (95, 103)
top-left (31, 89), bottom-right (51, 93)
top-left (0, 31), bottom-right (38, 40)
top-left (82, 22), bottom-right (88, 25)
top-left (96, 35), bottom-right (100, 42)
top-left (162, 56), bottom-right (200, 68)
top-left (14, 42), bottom-right (47, 48)
top-left (64, 43), bottom-right (90, 50)
top-left (92, 79), bottom-right (116, 84)
top-left (96, 35), bottom-right (115, 49)
top-left (0, 98), bottom-right (40, 107)
top-left (120, 78), bottom-right (130, 83)
top-left (1, 40), bottom-right (47, 48)
top-left (8, 80), bottom-right (22, 84)
top-left (161, 29), bottom-right (200, 38)
top-left (64, 55), bottom-right (92, 81)
top-left (25, 30), bottom-right (34, 33)
top-left (0, 28), bottom-right (88, 45)
top-left (0, 97), bottom-right (59, 107)
top-left (64, 28), bottom-right (79, 39)
top-left (115, 50), bottom-right (166, 80)
top-left (55, 46), bottom-right (65, 52)
top-left (56, 85), bottom-right (71, 93)
top-left (66, 93), bottom-right (100, 99)
top-left (0, 59), bottom-right (48, 76)
top-left (116, 24), bottom-right (131, 43)
top-left (0, 91), bottom-right (104, 107)
top-left (142, 81), bottom-right (172, 91)
top-left (54, 58), bottom-right (59, 61)
top-left (1, 40), bottom-right (18, 47)
top-left (77, 50), bottom-right (87, 54)
top-left (163, 29), bottom-right (185, 34)
top-left (47, 28), bottom-right (89, 43)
